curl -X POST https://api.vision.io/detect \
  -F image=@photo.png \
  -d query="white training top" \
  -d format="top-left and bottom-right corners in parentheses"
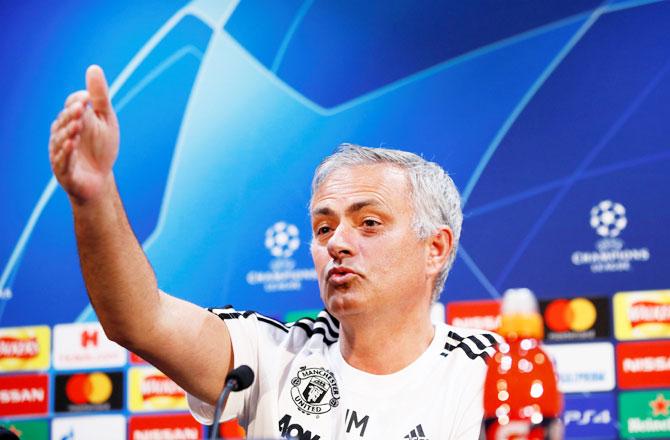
top-left (188, 307), bottom-right (500, 440)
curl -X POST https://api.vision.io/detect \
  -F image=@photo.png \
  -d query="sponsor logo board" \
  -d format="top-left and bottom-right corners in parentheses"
top-left (54, 371), bottom-right (124, 413)
top-left (51, 415), bottom-right (126, 440)
top-left (0, 419), bottom-right (49, 439)
top-left (619, 390), bottom-right (670, 438)
top-left (614, 290), bottom-right (670, 340)
top-left (128, 366), bottom-right (187, 412)
top-left (543, 342), bottom-right (615, 393)
top-left (129, 414), bottom-right (203, 439)
top-left (563, 393), bottom-right (617, 439)
top-left (446, 300), bottom-right (501, 332)
top-left (0, 374), bottom-right (49, 417)
top-left (130, 351), bottom-right (148, 365)
top-left (0, 326), bottom-right (50, 371)
top-left (53, 322), bottom-right (126, 370)
top-left (1, 419), bottom-right (48, 439)
top-left (245, 221), bottom-right (317, 292)
top-left (617, 340), bottom-right (670, 389)
top-left (284, 309), bottom-right (321, 323)
top-left (540, 297), bottom-right (610, 341)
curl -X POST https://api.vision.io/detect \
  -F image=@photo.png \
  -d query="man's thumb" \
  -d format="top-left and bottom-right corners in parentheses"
top-left (86, 65), bottom-right (112, 115)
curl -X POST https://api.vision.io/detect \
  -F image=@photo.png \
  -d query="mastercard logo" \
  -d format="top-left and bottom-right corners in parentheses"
top-left (544, 298), bottom-right (597, 332)
top-left (65, 372), bottom-right (113, 404)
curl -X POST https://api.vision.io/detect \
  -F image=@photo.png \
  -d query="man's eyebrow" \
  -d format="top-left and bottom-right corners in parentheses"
top-left (311, 206), bottom-right (334, 217)
top-left (311, 199), bottom-right (382, 218)
top-left (346, 199), bottom-right (382, 214)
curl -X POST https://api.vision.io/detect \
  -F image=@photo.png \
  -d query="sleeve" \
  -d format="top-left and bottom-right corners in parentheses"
top-left (187, 307), bottom-right (261, 425)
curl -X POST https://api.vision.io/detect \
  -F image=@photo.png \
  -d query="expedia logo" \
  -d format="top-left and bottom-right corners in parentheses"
top-left (55, 371), bottom-right (123, 412)
top-left (141, 375), bottom-right (184, 400)
top-left (0, 337), bottom-right (38, 359)
top-left (290, 366), bottom-right (340, 415)
top-left (540, 297), bottom-right (609, 341)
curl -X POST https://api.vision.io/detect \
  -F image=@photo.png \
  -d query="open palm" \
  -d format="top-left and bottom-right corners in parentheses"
top-left (49, 65), bottom-right (120, 203)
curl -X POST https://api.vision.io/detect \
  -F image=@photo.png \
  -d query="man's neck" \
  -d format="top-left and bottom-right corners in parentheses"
top-left (337, 307), bottom-right (435, 375)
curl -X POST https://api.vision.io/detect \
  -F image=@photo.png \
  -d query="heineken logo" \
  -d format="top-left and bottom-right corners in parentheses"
top-left (650, 394), bottom-right (670, 417)
top-left (290, 366), bottom-right (340, 415)
top-left (620, 391), bottom-right (670, 437)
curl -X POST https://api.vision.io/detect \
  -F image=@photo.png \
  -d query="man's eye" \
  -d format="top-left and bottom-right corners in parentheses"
top-left (316, 226), bottom-right (331, 235)
top-left (362, 219), bottom-right (380, 227)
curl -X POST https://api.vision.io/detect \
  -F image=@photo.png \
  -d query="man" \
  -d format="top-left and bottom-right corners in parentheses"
top-left (49, 65), bottom-right (499, 439)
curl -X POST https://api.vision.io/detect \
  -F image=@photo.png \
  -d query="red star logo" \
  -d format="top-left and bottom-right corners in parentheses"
top-left (650, 394), bottom-right (670, 417)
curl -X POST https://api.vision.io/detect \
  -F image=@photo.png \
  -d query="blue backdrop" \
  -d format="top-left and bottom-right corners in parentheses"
top-left (1, 0), bottom-right (668, 327)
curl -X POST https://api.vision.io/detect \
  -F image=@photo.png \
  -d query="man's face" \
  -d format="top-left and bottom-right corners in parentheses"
top-left (310, 164), bottom-right (432, 319)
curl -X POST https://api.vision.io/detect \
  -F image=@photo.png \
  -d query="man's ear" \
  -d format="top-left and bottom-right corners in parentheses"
top-left (426, 226), bottom-right (453, 277)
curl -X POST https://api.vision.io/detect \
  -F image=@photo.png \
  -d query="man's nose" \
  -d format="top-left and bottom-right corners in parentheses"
top-left (327, 224), bottom-right (354, 260)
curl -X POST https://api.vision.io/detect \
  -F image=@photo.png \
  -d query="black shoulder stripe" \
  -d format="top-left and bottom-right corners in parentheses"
top-left (447, 331), bottom-right (464, 342)
top-left (315, 317), bottom-right (339, 338)
top-left (443, 341), bottom-right (457, 352)
top-left (287, 317), bottom-right (338, 339)
top-left (441, 330), bottom-right (498, 362)
top-left (257, 316), bottom-right (289, 333)
top-left (467, 335), bottom-right (487, 350)
top-left (457, 341), bottom-right (492, 362)
top-left (480, 333), bottom-right (500, 345)
top-left (211, 309), bottom-right (289, 333)
top-left (291, 321), bottom-right (337, 345)
top-left (323, 311), bottom-right (340, 328)
top-left (214, 311), bottom-right (241, 320)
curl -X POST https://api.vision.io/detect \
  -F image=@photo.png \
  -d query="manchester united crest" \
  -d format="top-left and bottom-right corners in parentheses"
top-left (290, 366), bottom-right (340, 415)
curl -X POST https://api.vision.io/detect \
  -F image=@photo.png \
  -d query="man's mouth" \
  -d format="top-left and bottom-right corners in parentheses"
top-left (327, 267), bottom-right (358, 285)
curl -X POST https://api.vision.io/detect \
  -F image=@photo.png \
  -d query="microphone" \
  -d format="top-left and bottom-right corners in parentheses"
top-left (209, 365), bottom-right (255, 440)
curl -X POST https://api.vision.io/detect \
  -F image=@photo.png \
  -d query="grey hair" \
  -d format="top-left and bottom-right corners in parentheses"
top-left (311, 144), bottom-right (462, 302)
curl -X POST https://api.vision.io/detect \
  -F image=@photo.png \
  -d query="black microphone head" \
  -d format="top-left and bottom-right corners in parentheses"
top-left (226, 365), bottom-right (255, 391)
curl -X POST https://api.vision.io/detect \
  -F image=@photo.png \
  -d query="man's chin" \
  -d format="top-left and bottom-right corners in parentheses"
top-left (324, 288), bottom-right (363, 317)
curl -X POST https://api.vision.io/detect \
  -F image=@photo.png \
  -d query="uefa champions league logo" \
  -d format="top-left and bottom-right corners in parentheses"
top-left (571, 200), bottom-right (649, 273)
top-left (245, 221), bottom-right (317, 292)
top-left (265, 222), bottom-right (301, 258)
top-left (590, 200), bottom-right (627, 238)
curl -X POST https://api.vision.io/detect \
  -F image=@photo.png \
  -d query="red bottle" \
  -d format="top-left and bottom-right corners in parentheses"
top-left (483, 288), bottom-right (563, 440)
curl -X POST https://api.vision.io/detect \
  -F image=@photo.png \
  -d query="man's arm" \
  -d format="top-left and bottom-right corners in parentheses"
top-left (49, 65), bottom-right (232, 405)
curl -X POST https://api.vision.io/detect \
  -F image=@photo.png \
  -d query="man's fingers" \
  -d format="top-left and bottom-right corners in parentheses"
top-left (65, 90), bottom-right (89, 107)
top-left (86, 65), bottom-right (112, 115)
top-left (54, 139), bottom-right (74, 177)
top-left (53, 119), bottom-right (78, 149)
top-left (53, 101), bottom-right (84, 135)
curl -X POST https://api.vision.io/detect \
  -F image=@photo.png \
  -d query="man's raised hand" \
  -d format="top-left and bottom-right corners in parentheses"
top-left (49, 65), bottom-right (120, 204)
